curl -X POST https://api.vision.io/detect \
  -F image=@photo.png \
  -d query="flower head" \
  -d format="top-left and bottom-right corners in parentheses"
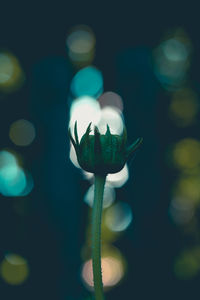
top-left (69, 122), bottom-right (142, 175)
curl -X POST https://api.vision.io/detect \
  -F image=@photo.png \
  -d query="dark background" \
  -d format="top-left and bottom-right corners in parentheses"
top-left (1, 2), bottom-right (200, 299)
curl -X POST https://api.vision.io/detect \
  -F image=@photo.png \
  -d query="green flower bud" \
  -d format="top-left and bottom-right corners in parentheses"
top-left (69, 121), bottom-right (143, 175)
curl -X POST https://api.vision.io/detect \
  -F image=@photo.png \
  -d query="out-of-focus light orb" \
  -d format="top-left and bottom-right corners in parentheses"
top-left (98, 92), bottom-right (124, 112)
top-left (154, 42), bottom-right (188, 88)
top-left (172, 139), bottom-right (200, 171)
top-left (102, 218), bottom-right (120, 244)
top-left (70, 66), bottom-right (103, 98)
top-left (153, 29), bottom-right (191, 90)
top-left (67, 26), bottom-right (95, 55)
top-left (97, 107), bottom-right (124, 135)
top-left (84, 184), bottom-right (115, 208)
top-left (9, 119), bottom-right (36, 146)
top-left (0, 150), bottom-right (17, 168)
top-left (0, 53), bottom-right (13, 83)
top-left (101, 216), bottom-right (120, 243)
top-left (82, 171), bottom-right (93, 181)
top-left (106, 164), bottom-right (129, 188)
top-left (174, 248), bottom-right (200, 279)
top-left (105, 202), bottom-right (133, 232)
top-left (169, 197), bottom-right (195, 225)
top-left (0, 51), bottom-right (25, 93)
top-left (81, 246), bottom-right (125, 290)
top-left (169, 88), bottom-right (199, 127)
top-left (0, 150), bottom-right (27, 197)
top-left (172, 175), bottom-right (200, 205)
top-left (66, 25), bottom-right (96, 66)
top-left (162, 38), bottom-right (189, 62)
top-left (69, 145), bottom-right (81, 169)
top-left (0, 253), bottom-right (29, 285)
top-left (0, 165), bottom-right (26, 197)
top-left (69, 96), bottom-right (101, 140)
top-left (0, 150), bottom-right (19, 194)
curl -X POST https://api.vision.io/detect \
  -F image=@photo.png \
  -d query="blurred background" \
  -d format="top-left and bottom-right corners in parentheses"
top-left (1, 2), bottom-right (200, 299)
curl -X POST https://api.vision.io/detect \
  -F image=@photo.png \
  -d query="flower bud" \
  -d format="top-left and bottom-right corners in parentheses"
top-left (69, 122), bottom-right (142, 175)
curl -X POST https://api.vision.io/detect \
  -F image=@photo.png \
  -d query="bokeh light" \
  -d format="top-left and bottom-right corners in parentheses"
top-left (106, 164), bottom-right (129, 188)
top-left (0, 150), bottom-right (29, 197)
top-left (97, 107), bottom-right (124, 135)
top-left (0, 253), bottom-right (29, 285)
top-left (101, 215), bottom-right (120, 244)
top-left (66, 25), bottom-right (96, 66)
top-left (162, 38), bottom-right (189, 62)
top-left (98, 92), bottom-right (124, 112)
top-left (84, 184), bottom-right (115, 209)
top-left (9, 119), bottom-right (36, 146)
top-left (169, 88), bottom-right (199, 127)
top-left (0, 149), bottom-right (17, 167)
top-left (169, 196), bottom-right (195, 225)
top-left (0, 51), bottom-right (25, 93)
top-left (81, 245), bottom-right (126, 290)
top-left (153, 29), bottom-right (191, 89)
top-left (105, 202), bottom-right (133, 232)
top-left (69, 96), bottom-right (101, 140)
top-left (0, 164), bottom-right (26, 197)
top-left (174, 247), bottom-right (200, 279)
top-left (70, 66), bottom-right (103, 98)
top-left (172, 175), bottom-right (200, 205)
top-left (82, 171), bottom-right (94, 180)
top-left (171, 139), bottom-right (200, 171)
top-left (69, 144), bottom-right (81, 169)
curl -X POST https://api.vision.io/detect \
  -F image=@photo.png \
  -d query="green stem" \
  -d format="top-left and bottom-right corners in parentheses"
top-left (92, 174), bottom-right (106, 300)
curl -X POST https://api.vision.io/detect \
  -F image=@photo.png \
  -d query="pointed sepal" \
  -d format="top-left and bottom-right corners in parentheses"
top-left (85, 122), bottom-right (92, 136)
top-left (74, 121), bottom-right (79, 146)
top-left (120, 126), bottom-right (127, 150)
top-left (94, 126), bottom-right (101, 156)
top-left (68, 126), bottom-right (78, 152)
top-left (126, 137), bottom-right (143, 160)
top-left (106, 124), bottom-right (111, 136)
top-left (81, 122), bottom-right (92, 144)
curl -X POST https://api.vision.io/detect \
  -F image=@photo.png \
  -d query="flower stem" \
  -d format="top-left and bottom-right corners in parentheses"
top-left (92, 174), bottom-right (106, 300)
